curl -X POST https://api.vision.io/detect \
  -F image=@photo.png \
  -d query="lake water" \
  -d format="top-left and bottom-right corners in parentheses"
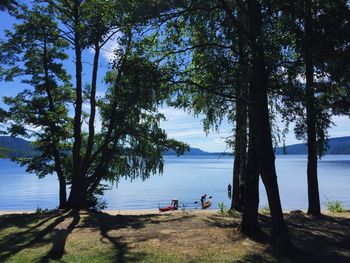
top-left (0, 155), bottom-right (349, 211)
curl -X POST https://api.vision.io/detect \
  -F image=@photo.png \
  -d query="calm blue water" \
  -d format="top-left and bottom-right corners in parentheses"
top-left (0, 155), bottom-right (349, 211)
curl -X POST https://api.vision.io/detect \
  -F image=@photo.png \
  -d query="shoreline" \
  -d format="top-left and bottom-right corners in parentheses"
top-left (0, 208), bottom-right (216, 216)
top-left (1, 207), bottom-right (349, 262)
top-left (0, 208), bottom-right (346, 216)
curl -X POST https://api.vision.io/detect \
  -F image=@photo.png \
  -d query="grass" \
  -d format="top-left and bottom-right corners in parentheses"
top-left (0, 209), bottom-right (350, 262)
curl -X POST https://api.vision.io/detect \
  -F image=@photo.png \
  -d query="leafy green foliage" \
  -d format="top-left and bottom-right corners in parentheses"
top-left (35, 207), bottom-right (49, 214)
top-left (94, 41), bottom-right (189, 186)
top-left (218, 202), bottom-right (229, 215)
top-left (324, 199), bottom-right (344, 213)
top-left (0, 146), bottom-right (9, 158)
top-left (0, 0), bottom-right (17, 11)
top-left (278, 0), bottom-right (350, 157)
top-left (260, 204), bottom-right (270, 215)
top-left (0, 4), bottom-right (72, 180)
top-left (0, 1), bottom-right (189, 208)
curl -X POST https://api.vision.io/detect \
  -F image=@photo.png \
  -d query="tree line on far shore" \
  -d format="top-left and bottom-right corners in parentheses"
top-left (0, 0), bottom-right (349, 251)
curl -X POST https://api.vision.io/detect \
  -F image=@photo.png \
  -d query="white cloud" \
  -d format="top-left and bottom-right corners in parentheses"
top-left (329, 115), bottom-right (350, 138)
top-left (159, 106), bottom-right (233, 152)
top-left (166, 129), bottom-right (205, 138)
top-left (82, 103), bottom-right (91, 110)
top-left (214, 137), bottom-right (227, 144)
top-left (87, 31), bottom-right (121, 63)
top-left (100, 31), bottom-right (122, 62)
top-left (100, 38), bottom-right (120, 62)
top-left (296, 74), bottom-right (306, 84)
top-left (86, 105), bottom-right (350, 153)
top-left (275, 115), bottom-right (350, 147)
top-left (81, 108), bottom-right (103, 134)
top-left (96, 90), bottom-right (106, 98)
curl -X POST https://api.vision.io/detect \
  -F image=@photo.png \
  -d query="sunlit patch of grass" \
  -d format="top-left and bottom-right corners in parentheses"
top-left (259, 204), bottom-right (270, 215)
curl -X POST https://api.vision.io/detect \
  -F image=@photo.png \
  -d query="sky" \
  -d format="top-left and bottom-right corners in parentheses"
top-left (0, 8), bottom-right (349, 152)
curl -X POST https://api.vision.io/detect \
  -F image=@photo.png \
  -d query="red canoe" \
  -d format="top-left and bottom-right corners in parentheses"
top-left (159, 206), bottom-right (177, 212)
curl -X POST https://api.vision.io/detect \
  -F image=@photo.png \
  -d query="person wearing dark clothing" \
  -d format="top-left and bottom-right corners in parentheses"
top-left (200, 194), bottom-right (207, 205)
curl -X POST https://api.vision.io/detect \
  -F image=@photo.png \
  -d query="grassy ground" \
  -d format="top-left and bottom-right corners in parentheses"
top-left (0, 209), bottom-right (349, 262)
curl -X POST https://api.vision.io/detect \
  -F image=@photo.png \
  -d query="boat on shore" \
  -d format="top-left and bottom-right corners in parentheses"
top-left (159, 198), bottom-right (179, 212)
top-left (159, 205), bottom-right (177, 212)
top-left (202, 201), bottom-right (211, 209)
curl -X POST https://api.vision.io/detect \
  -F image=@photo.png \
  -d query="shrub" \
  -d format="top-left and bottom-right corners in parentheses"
top-left (324, 199), bottom-right (344, 213)
top-left (35, 207), bottom-right (48, 214)
top-left (260, 204), bottom-right (270, 214)
top-left (218, 202), bottom-right (228, 214)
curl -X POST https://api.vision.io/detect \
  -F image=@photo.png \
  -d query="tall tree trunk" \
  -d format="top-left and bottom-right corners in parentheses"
top-left (231, 27), bottom-right (248, 211)
top-left (239, 100), bottom-right (259, 235)
top-left (248, 0), bottom-right (291, 249)
top-left (69, 0), bottom-right (86, 208)
top-left (58, 173), bottom-right (67, 209)
top-left (304, 0), bottom-right (321, 216)
top-left (231, 90), bottom-right (248, 211)
top-left (82, 43), bottom-right (100, 175)
top-left (232, 148), bottom-right (241, 210)
top-left (43, 35), bottom-right (67, 209)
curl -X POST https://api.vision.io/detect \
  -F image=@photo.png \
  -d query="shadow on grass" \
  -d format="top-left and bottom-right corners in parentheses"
top-left (82, 211), bottom-right (163, 262)
top-left (235, 253), bottom-right (277, 263)
top-left (0, 210), bottom-right (163, 262)
top-left (255, 212), bottom-right (350, 263)
top-left (1, 210), bottom-right (349, 262)
top-left (205, 214), bottom-right (241, 229)
top-left (287, 213), bottom-right (350, 263)
top-left (0, 210), bottom-right (65, 245)
top-left (0, 210), bottom-right (62, 232)
top-left (0, 210), bottom-right (71, 261)
top-left (39, 209), bottom-right (81, 262)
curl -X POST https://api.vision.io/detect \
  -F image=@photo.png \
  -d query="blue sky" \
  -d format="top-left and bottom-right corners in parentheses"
top-left (1, 9), bottom-right (349, 152)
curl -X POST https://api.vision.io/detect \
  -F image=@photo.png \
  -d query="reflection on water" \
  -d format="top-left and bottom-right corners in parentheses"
top-left (0, 155), bottom-right (349, 210)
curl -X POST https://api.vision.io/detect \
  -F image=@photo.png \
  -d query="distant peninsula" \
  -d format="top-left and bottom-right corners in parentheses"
top-left (167, 136), bottom-right (350, 155)
top-left (0, 136), bottom-right (35, 157)
top-left (275, 136), bottom-right (350, 155)
top-left (1, 136), bottom-right (350, 157)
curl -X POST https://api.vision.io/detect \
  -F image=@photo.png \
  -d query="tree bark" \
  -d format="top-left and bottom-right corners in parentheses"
top-left (43, 34), bottom-right (67, 209)
top-left (82, 42), bottom-right (100, 175)
top-left (247, 0), bottom-right (292, 249)
top-left (58, 174), bottom-right (67, 209)
top-left (231, 23), bottom-right (248, 211)
top-left (232, 149), bottom-right (242, 210)
top-left (69, 0), bottom-right (86, 208)
top-left (231, 86), bottom-right (248, 211)
top-left (239, 100), bottom-right (259, 235)
top-left (304, 0), bottom-right (321, 216)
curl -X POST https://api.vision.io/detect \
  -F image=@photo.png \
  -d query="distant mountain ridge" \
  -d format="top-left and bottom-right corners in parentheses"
top-left (164, 147), bottom-right (209, 155)
top-left (275, 136), bottom-right (350, 154)
top-left (0, 136), bottom-right (35, 157)
top-left (1, 136), bottom-right (350, 157)
top-left (164, 147), bottom-right (230, 155)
